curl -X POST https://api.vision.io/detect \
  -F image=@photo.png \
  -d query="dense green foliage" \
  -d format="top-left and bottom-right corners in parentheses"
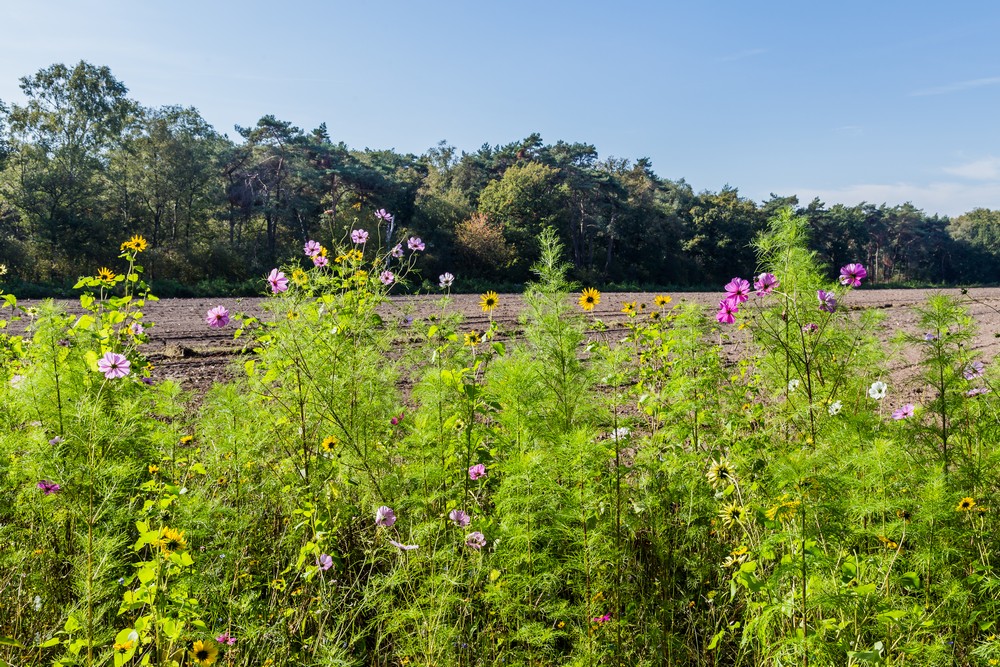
top-left (1, 61), bottom-right (998, 292)
top-left (3, 212), bottom-right (1000, 665)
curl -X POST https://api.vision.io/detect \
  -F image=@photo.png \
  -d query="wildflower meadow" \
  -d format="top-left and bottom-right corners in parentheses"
top-left (3, 209), bottom-right (1000, 666)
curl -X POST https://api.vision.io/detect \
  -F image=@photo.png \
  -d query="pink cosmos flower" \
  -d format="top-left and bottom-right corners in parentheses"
top-left (375, 209), bottom-right (394, 223)
top-left (465, 531), bottom-right (486, 550)
top-left (724, 277), bottom-right (751, 304)
top-left (313, 255), bottom-right (329, 268)
top-left (449, 509), bottom-right (471, 527)
top-left (128, 322), bottom-right (144, 336)
top-left (892, 404), bottom-right (915, 420)
top-left (304, 240), bottom-right (322, 257)
top-left (391, 244), bottom-right (404, 258)
top-left (379, 270), bottom-right (395, 285)
top-left (267, 269), bottom-right (288, 293)
top-left (215, 633), bottom-right (236, 646)
top-left (802, 323), bottom-right (818, 333)
top-left (37, 480), bottom-right (61, 495)
top-left (205, 305), bottom-right (230, 328)
top-left (839, 263), bottom-right (867, 287)
top-left (318, 554), bottom-right (333, 571)
top-left (97, 352), bottom-right (131, 379)
top-left (439, 272), bottom-right (455, 289)
top-left (967, 387), bottom-right (991, 397)
top-left (375, 505), bottom-right (396, 528)
top-left (817, 290), bottom-right (837, 313)
top-left (592, 614), bottom-right (611, 624)
top-left (716, 298), bottom-right (739, 324)
top-left (388, 539), bottom-right (419, 551)
top-left (468, 463), bottom-right (486, 480)
top-left (351, 229), bottom-right (369, 244)
top-left (753, 272), bottom-right (779, 294)
top-left (407, 237), bottom-right (425, 252)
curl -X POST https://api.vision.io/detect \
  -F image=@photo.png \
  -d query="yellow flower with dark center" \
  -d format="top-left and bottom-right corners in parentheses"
top-left (638, 302), bottom-right (647, 311)
top-left (621, 301), bottom-right (636, 316)
top-left (718, 502), bottom-right (746, 529)
top-left (896, 509), bottom-right (912, 522)
top-left (464, 330), bottom-right (482, 346)
top-left (578, 288), bottom-right (600, 311)
top-left (649, 311), bottom-right (661, 321)
top-left (291, 269), bottom-right (308, 285)
top-left (346, 249), bottom-right (362, 262)
top-left (190, 640), bottom-right (218, 666)
top-left (957, 497), bottom-right (976, 512)
top-left (706, 459), bottom-right (735, 489)
top-left (113, 640), bottom-right (135, 652)
top-left (148, 465), bottom-right (159, 474)
top-left (287, 311), bottom-right (299, 320)
top-left (655, 294), bottom-right (672, 307)
top-left (120, 235), bottom-right (148, 253)
top-left (97, 267), bottom-right (116, 282)
top-left (722, 545), bottom-right (749, 568)
top-left (321, 436), bottom-right (338, 452)
top-left (158, 527), bottom-right (187, 554)
top-left (765, 496), bottom-right (801, 523)
top-left (480, 291), bottom-right (499, 313)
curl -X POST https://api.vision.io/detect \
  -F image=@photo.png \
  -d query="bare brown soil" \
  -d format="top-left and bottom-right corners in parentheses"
top-left (17, 289), bottom-right (1000, 397)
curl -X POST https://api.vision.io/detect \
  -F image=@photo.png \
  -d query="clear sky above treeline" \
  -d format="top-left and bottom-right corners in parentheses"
top-left (3, 1), bottom-right (999, 217)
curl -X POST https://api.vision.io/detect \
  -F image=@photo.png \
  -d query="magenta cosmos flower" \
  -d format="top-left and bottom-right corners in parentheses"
top-left (215, 632), bottom-right (236, 646)
top-left (839, 263), bottom-right (867, 287)
top-left (407, 237), bottom-right (425, 252)
top-left (304, 240), bottom-right (322, 257)
top-left (375, 505), bottom-right (396, 528)
top-left (468, 463), bottom-right (487, 480)
top-left (379, 270), bottom-right (395, 286)
top-left (817, 290), bottom-right (837, 313)
top-left (267, 269), bottom-right (288, 293)
top-left (205, 305), bottom-right (230, 328)
top-left (716, 299), bottom-right (739, 324)
top-left (351, 229), bottom-right (369, 244)
top-left (37, 480), bottom-right (61, 495)
top-left (892, 404), bottom-right (915, 420)
top-left (375, 209), bottom-right (394, 223)
top-left (724, 277), bottom-right (751, 304)
top-left (449, 509), bottom-right (471, 527)
top-left (98, 352), bottom-right (130, 379)
top-left (465, 531), bottom-right (486, 550)
top-left (753, 272), bottom-right (779, 294)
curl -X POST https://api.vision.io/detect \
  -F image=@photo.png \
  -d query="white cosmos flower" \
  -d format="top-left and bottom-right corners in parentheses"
top-left (788, 379), bottom-right (801, 392)
top-left (828, 400), bottom-right (842, 416)
top-left (868, 381), bottom-right (888, 400)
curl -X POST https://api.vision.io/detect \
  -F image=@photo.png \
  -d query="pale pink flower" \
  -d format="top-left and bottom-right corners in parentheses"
top-left (375, 505), bottom-right (396, 528)
top-left (379, 270), bottom-right (395, 285)
top-left (468, 463), bottom-right (486, 480)
top-left (351, 229), bottom-right (369, 244)
top-left (304, 240), bottom-right (322, 257)
top-left (313, 255), bottom-right (329, 268)
top-left (465, 531), bottom-right (486, 550)
top-left (391, 244), bottom-right (404, 258)
top-left (375, 209), bottom-right (394, 223)
top-left (267, 269), bottom-right (288, 293)
top-left (407, 237), bottom-right (425, 252)
top-left (97, 352), bottom-right (130, 379)
top-left (449, 509), bottom-right (471, 527)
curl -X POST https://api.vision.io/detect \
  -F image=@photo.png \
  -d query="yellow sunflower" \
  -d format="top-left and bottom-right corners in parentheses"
top-left (464, 330), bottom-right (482, 346)
top-left (480, 291), bottom-right (499, 313)
top-left (957, 497), bottom-right (976, 512)
top-left (621, 301), bottom-right (636, 316)
top-left (157, 527), bottom-right (187, 554)
top-left (705, 459), bottom-right (736, 489)
top-left (655, 294), bottom-right (672, 307)
top-left (97, 267), bottom-right (116, 282)
top-left (291, 269), bottom-right (308, 285)
top-left (321, 435), bottom-right (338, 452)
top-left (190, 640), bottom-right (219, 667)
top-left (718, 502), bottom-right (746, 529)
top-left (578, 288), bottom-right (600, 311)
top-left (120, 235), bottom-right (148, 253)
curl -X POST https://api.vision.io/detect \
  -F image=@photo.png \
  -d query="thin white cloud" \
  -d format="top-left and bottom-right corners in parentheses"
top-left (788, 181), bottom-right (1000, 217)
top-left (717, 48), bottom-right (767, 63)
top-left (910, 77), bottom-right (1000, 97)
top-left (943, 156), bottom-right (1000, 181)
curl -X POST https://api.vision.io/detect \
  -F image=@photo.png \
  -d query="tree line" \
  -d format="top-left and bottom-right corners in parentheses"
top-left (2, 61), bottom-right (1000, 294)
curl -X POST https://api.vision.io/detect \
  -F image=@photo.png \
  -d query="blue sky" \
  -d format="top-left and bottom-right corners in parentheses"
top-left (3, 1), bottom-right (1000, 216)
